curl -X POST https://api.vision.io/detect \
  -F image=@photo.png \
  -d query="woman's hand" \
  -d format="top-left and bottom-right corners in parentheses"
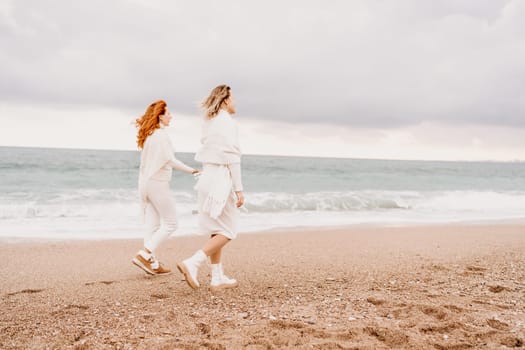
top-left (192, 169), bottom-right (201, 175)
top-left (235, 191), bottom-right (244, 208)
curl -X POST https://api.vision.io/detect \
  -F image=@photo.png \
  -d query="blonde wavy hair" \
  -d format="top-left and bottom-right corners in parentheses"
top-left (202, 84), bottom-right (231, 119)
top-left (135, 100), bottom-right (167, 149)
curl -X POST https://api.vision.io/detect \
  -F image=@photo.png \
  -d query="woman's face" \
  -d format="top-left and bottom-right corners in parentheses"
top-left (223, 93), bottom-right (236, 115)
top-left (159, 109), bottom-right (172, 126)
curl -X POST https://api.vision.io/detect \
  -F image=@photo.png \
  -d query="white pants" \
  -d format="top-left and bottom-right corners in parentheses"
top-left (143, 179), bottom-right (178, 253)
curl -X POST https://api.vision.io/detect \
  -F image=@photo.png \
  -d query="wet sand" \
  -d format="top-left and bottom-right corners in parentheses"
top-left (1, 224), bottom-right (524, 349)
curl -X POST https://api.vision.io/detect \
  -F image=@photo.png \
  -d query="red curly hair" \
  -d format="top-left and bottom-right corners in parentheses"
top-left (135, 100), bottom-right (167, 149)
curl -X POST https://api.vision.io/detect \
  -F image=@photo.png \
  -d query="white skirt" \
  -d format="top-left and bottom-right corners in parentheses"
top-left (197, 190), bottom-right (239, 239)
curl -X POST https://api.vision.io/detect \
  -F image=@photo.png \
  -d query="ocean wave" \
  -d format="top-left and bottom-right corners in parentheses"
top-left (1, 190), bottom-right (524, 219)
top-left (0, 190), bottom-right (525, 226)
top-left (245, 191), bottom-right (411, 212)
top-left (0, 190), bottom-right (524, 239)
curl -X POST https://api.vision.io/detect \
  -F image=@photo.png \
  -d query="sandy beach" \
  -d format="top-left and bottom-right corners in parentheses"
top-left (1, 224), bottom-right (524, 349)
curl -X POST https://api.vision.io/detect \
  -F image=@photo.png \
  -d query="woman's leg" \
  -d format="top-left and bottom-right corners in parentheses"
top-left (203, 234), bottom-right (230, 263)
top-left (178, 234), bottom-right (236, 291)
top-left (133, 181), bottom-right (177, 275)
top-left (132, 200), bottom-right (162, 275)
top-left (177, 233), bottom-right (230, 290)
top-left (144, 203), bottom-right (160, 252)
top-left (209, 248), bottom-right (222, 264)
top-left (205, 234), bottom-right (238, 291)
top-left (144, 181), bottom-right (178, 253)
top-left (178, 191), bottom-right (238, 289)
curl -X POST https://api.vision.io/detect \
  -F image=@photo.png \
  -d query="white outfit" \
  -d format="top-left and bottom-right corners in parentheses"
top-left (194, 110), bottom-right (243, 239)
top-left (138, 127), bottom-right (195, 252)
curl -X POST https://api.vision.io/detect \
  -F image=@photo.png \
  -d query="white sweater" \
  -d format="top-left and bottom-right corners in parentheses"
top-left (195, 110), bottom-right (241, 165)
top-left (194, 110), bottom-right (243, 218)
top-left (195, 110), bottom-right (243, 191)
top-left (138, 127), bottom-right (194, 203)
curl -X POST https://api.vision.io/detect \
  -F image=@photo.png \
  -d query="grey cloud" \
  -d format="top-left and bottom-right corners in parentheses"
top-left (1, 0), bottom-right (524, 128)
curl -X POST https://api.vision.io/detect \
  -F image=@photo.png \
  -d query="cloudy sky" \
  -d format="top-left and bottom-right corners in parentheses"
top-left (1, 0), bottom-right (524, 161)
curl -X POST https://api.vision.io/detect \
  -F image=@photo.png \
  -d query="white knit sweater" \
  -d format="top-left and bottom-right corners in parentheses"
top-left (195, 110), bottom-right (241, 165)
top-left (194, 110), bottom-right (243, 218)
top-left (138, 127), bottom-right (194, 204)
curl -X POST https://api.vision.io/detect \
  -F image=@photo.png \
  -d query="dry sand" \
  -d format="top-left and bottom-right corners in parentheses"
top-left (1, 224), bottom-right (524, 349)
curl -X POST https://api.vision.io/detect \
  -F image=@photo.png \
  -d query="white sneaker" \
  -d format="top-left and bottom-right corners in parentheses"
top-left (132, 252), bottom-right (172, 276)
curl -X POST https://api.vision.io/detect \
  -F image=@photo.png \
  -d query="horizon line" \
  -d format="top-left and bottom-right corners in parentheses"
top-left (0, 145), bottom-right (523, 164)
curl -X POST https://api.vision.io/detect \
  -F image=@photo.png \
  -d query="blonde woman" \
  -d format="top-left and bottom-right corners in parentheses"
top-left (177, 85), bottom-right (244, 292)
top-left (132, 100), bottom-right (199, 275)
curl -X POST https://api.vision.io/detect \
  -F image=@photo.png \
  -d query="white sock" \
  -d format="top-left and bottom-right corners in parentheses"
top-left (211, 263), bottom-right (222, 285)
top-left (150, 258), bottom-right (159, 269)
top-left (139, 249), bottom-right (151, 260)
top-left (211, 263), bottom-right (221, 275)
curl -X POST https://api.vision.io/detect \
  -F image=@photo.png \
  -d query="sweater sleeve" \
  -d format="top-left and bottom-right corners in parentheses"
top-left (227, 162), bottom-right (243, 191)
top-left (168, 157), bottom-right (195, 174)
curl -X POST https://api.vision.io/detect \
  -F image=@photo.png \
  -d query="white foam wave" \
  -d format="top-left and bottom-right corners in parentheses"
top-left (0, 190), bottom-right (524, 239)
top-left (245, 191), bottom-right (411, 212)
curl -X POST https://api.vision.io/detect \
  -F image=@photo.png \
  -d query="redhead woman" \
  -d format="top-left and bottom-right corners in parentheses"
top-left (132, 100), bottom-right (199, 275)
top-left (177, 85), bottom-right (244, 292)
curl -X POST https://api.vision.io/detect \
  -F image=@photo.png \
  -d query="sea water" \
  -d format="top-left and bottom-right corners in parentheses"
top-left (1, 146), bottom-right (524, 240)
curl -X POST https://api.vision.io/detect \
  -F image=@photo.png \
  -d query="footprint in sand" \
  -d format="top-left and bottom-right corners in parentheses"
top-left (419, 305), bottom-right (448, 320)
top-left (420, 321), bottom-right (463, 334)
top-left (366, 296), bottom-right (386, 306)
top-left (244, 339), bottom-right (274, 349)
top-left (311, 342), bottom-right (350, 349)
top-left (500, 336), bottom-right (523, 348)
top-left (364, 326), bottom-right (409, 348)
top-left (487, 318), bottom-right (510, 331)
top-left (443, 304), bottom-right (465, 313)
top-left (465, 265), bottom-right (487, 272)
top-left (432, 341), bottom-right (474, 350)
top-left (269, 320), bottom-right (305, 330)
top-left (6, 288), bottom-right (45, 296)
top-left (64, 304), bottom-right (89, 310)
top-left (51, 304), bottom-right (89, 316)
top-left (488, 285), bottom-right (508, 293)
top-left (430, 264), bottom-right (449, 271)
top-left (197, 322), bottom-right (211, 336)
top-left (85, 280), bottom-right (116, 286)
top-left (150, 293), bottom-right (170, 299)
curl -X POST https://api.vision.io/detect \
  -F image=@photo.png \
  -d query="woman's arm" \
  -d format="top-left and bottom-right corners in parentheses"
top-left (228, 163), bottom-right (244, 208)
top-left (227, 163), bottom-right (243, 191)
top-left (167, 158), bottom-right (198, 174)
